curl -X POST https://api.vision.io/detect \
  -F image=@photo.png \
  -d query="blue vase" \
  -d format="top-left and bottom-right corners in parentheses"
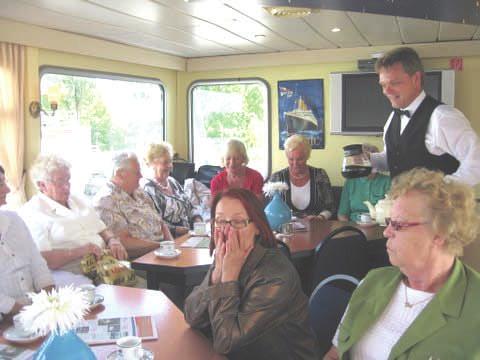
top-left (34, 330), bottom-right (96, 360)
top-left (264, 191), bottom-right (292, 232)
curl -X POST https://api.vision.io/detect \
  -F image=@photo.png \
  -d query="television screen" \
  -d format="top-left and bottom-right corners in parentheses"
top-left (341, 71), bottom-right (442, 133)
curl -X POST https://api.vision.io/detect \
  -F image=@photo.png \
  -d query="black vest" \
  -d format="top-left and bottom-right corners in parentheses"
top-left (386, 95), bottom-right (459, 178)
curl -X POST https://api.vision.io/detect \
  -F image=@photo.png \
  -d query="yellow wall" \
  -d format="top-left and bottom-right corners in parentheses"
top-left (177, 56), bottom-right (480, 188)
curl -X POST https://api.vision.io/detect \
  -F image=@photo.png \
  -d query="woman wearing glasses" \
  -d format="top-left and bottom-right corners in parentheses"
top-left (325, 167), bottom-right (480, 359)
top-left (184, 188), bottom-right (318, 359)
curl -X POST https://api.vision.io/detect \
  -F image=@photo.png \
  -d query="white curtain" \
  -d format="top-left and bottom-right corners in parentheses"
top-left (0, 42), bottom-right (26, 208)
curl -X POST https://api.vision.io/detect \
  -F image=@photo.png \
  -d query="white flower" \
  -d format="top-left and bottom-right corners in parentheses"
top-left (263, 181), bottom-right (289, 196)
top-left (19, 286), bottom-right (90, 336)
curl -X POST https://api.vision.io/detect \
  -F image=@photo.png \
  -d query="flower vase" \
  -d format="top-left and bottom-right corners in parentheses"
top-left (264, 191), bottom-right (292, 232)
top-left (34, 330), bottom-right (96, 360)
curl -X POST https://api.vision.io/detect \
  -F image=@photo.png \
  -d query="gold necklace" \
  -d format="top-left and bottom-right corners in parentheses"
top-left (403, 283), bottom-right (434, 308)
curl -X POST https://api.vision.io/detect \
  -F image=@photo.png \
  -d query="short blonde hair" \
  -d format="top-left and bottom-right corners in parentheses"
top-left (222, 139), bottom-right (248, 166)
top-left (145, 142), bottom-right (174, 165)
top-left (30, 155), bottom-right (71, 189)
top-left (284, 134), bottom-right (311, 159)
top-left (389, 168), bottom-right (479, 256)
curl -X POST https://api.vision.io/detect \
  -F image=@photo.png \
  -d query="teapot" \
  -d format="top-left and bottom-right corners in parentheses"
top-left (363, 196), bottom-right (393, 226)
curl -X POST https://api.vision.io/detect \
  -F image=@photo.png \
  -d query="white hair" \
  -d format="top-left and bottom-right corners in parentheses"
top-left (30, 155), bottom-right (71, 189)
top-left (112, 152), bottom-right (138, 176)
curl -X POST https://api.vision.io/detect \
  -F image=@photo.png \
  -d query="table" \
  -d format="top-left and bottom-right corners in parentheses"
top-left (0, 285), bottom-right (225, 360)
top-left (132, 219), bottom-right (387, 293)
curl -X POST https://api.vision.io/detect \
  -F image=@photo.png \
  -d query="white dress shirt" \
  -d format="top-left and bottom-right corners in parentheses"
top-left (370, 91), bottom-right (480, 186)
top-left (0, 211), bottom-right (53, 318)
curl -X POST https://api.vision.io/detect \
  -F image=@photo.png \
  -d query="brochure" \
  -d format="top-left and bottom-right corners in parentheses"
top-left (75, 316), bottom-right (157, 345)
top-left (181, 236), bottom-right (210, 248)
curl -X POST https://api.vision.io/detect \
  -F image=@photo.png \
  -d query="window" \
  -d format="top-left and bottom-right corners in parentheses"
top-left (189, 79), bottom-right (271, 178)
top-left (39, 67), bottom-right (165, 198)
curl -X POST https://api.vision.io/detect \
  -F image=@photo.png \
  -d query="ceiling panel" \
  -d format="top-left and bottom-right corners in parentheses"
top-left (223, 1), bottom-right (335, 49)
top-left (1, 0), bottom-right (480, 58)
top-left (305, 10), bottom-right (369, 48)
top-left (397, 17), bottom-right (439, 43)
top-left (438, 22), bottom-right (477, 41)
top-left (348, 12), bottom-right (401, 46)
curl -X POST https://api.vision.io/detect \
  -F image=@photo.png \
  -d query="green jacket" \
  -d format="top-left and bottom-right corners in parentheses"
top-left (337, 259), bottom-right (480, 359)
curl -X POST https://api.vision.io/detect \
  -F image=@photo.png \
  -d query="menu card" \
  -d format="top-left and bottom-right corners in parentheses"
top-left (181, 236), bottom-right (210, 248)
top-left (75, 316), bottom-right (157, 345)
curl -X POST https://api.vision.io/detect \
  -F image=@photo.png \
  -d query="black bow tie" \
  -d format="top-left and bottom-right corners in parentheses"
top-left (393, 108), bottom-right (411, 118)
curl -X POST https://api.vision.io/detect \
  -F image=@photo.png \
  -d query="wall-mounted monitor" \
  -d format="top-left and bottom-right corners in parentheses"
top-left (330, 70), bottom-right (455, 136)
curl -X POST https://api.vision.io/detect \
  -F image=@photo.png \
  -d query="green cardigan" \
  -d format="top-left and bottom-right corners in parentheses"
top-left (337, 259), bottom-right (480, 359)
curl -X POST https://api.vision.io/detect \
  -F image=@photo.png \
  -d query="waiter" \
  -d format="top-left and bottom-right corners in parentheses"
top-left (369, 47), bottom-right (480, 186)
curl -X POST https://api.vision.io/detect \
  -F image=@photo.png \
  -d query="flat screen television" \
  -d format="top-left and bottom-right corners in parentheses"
top-left (330, 70), bottom-right (455, 135)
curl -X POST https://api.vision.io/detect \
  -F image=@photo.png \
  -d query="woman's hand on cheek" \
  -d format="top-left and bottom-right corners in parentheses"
top-left (221, 228), bottom-right (253, 282)
top-left (211, 228), bottom-right (226, 285)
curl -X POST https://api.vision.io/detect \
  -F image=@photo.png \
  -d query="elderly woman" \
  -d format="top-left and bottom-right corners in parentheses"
top-left (19, 155), bottom-right (128, 286)
top-left (143, 142), bottom-right (202, 237)
top-left (0, 165), bottom-right (54, 320)
top-left (269, 134), bottom-right (335, 219)
top-left (93, 152), bottom-right (172, 258)
top-left (325, 168), bottom-right (480, 359)
top-left (184, 188), bottom-right (319, 359)
top-left (210, 139), bottom-right (264, 198)
top-left (338, 144), bottom-right (391, 222)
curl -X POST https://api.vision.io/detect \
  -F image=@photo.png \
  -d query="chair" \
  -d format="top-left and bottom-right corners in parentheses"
top-left (310, 226), bottom-right (369, 293)
top-left (171, 161), bottom-right (195, 185)
top-left (195, 165), bottom-right (222, 189)
top-left (309, 274), bottom-right (359, 356)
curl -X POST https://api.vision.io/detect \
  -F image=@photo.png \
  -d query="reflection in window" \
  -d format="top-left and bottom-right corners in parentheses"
top-left (189, 80), bottom-right (270, 178)
top-left (40, 68), bottom-right (165, 198)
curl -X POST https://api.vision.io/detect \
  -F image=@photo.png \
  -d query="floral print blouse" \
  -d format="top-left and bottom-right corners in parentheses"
top-left (93, 182), bottom-right (165, 242)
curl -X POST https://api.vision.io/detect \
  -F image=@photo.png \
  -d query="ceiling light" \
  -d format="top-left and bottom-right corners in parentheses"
top-left (331, 27), bottom-right (341, 33)
top-left (264, 6), bottom-right (312, 18)
top-left (255, 34), bottom-right (266, 38)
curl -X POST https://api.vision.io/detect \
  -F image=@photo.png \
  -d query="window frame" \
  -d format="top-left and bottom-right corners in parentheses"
top-left (39, 65), bottom-right (167, 141)
top-left (187, 78), bottom-right (272, 176)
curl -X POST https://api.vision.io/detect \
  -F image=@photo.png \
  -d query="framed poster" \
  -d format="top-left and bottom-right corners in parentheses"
top-left (277, 79), bottom-right (325, 149)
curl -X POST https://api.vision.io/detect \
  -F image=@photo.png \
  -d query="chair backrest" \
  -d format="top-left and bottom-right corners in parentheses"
top-left (276, 239), bottom-right (291, 260)
top-left (310, 226), bottom-right (369, 293)
top-left (309, 274), bottom-right (359, 356)
top-left (171, 161), bottom-right (195, 185)
top-left (195, 165), bottom-right (222, 189)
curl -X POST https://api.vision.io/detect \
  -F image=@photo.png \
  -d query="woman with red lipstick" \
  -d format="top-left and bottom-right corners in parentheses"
top-left (184, 188), bottom-right (318, 359)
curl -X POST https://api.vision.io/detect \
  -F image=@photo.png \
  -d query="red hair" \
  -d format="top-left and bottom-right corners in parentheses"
top-left (210, 188), bottom-right (276, 254)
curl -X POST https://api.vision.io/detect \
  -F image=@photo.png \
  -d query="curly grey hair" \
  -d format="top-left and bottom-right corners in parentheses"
top-left (30, 155), bottom-right (71, 189)
top-left (112, 151), bottom-right (139, 176)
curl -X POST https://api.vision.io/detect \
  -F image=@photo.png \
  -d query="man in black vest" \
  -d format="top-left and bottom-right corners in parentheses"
top-left (369, 47), bottom-right (480, 185)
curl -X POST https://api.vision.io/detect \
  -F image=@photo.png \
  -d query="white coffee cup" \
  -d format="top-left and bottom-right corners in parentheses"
top-left (78, 284), bottom-right (96, 304)
top-left (13, 314), bottom-right (33, 337)
top-left (160, 240), bottom-right (176, 255)
top-left (193, 222), bottom-right (207, 235)
top-left (358, 213), bottom-right (372, 223)
top-left (116, 336), bottom-right (143, 360)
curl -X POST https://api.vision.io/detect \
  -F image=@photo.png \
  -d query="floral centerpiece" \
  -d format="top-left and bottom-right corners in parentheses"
top-left (18, 286), bottom-right (96, 360)
top-left (263, 181), bottom-right (292, 232)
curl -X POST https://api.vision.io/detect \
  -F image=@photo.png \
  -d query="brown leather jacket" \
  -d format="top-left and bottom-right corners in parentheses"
top-left (184, 243), bottom-right (319, 359)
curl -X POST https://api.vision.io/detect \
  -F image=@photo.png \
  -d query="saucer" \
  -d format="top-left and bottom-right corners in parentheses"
top-left (89, 294), bottom-right (104, 310)
top-left (189, 230), bottom-right (209, 237)
top-left (154, 248), bottom-right (181, 259)
top-left (3, 326), bottom-right (42, 344)
top-left (106, 348), bottom-right (154, 360)
top-left (355, 220), bottom-right (377, 227)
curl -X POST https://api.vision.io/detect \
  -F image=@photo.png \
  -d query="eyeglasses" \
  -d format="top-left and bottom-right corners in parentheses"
top-left (385, 218), bottom-right (429, 231)
top-left (214, 218), bottom-right (252, 229)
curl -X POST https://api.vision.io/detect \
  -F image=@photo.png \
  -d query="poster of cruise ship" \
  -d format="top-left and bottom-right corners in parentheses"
top-left (278, 79), bottom-right (324, 149)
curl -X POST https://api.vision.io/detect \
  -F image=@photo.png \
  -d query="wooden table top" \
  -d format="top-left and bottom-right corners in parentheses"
top-left (0, 285), bottom-right (224, 360)
top-left (132, 219), bottom-right (386, 270)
